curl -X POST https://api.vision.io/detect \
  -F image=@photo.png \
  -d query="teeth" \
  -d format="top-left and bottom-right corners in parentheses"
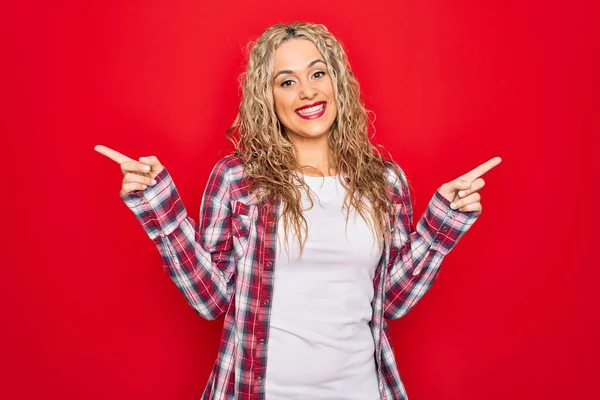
top-left (297, 103), bottom-right (325, 115)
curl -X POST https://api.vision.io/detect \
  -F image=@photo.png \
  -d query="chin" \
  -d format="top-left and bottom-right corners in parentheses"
top-left (299, 126), bottom-right (332, 139)
top-left (283, 116), bottom-right (336, 140)
top-left (301, 120), bottom-right (335, 136)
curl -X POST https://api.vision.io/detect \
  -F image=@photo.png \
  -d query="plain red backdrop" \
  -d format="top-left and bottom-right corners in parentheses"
top-left (2, 0), bottom-right (598, 399)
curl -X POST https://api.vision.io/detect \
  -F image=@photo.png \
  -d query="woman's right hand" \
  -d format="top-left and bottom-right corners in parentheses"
top-left (94, 145), bottom-right (165, 196)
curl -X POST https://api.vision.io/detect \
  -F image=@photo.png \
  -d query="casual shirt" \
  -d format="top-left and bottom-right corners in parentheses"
top-left (121, 154), bottom-right (480, 400)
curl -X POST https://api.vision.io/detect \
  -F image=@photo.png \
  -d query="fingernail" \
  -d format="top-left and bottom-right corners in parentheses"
top-left (450, 203), bottom-right (457, 209)
top-left (142, 185), bottom-right (148, 189)
top-left (462, 182), bottom-right (470, 188)
top-left (458, 191), bottom-right (466, 198)
top-left (143, 166), bottom-right (150, 172)
top-left (151, 179), bottom-right (157, 185)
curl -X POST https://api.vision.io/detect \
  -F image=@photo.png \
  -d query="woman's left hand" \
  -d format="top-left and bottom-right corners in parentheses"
top-left (437, 157), bottom-right (502, 213)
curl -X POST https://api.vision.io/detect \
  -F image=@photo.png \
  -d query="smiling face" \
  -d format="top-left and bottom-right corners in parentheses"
top-left (272, 39), bottom-right (338, 144)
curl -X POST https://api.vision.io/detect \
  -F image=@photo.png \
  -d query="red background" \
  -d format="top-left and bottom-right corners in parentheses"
top-left (2, 1), bottom-right (598, 399)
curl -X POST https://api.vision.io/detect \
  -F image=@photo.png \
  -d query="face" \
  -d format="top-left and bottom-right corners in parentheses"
top-left (272, 39), bottom-right (338, 143)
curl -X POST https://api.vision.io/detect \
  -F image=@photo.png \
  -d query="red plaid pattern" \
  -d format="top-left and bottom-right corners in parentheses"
top-left (122, 155), bottom-right (480, 399)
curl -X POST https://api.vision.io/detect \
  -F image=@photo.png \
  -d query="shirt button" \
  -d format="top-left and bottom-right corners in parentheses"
top-left (263, 299), bottom-right (270, 306)
top-left (266, 261), bottom-right (273, 268)
top-left (257, 376), bottom-right (263, 383)
top-left (259, 338), bottom-right (265, 344)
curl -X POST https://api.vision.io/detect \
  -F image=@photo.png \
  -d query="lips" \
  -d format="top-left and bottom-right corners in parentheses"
top-left (295, 101), bottom-right (327, 120)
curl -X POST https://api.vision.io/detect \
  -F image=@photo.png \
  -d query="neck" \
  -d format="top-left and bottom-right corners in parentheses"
top-left (289, 134), bottom-right (336, 176)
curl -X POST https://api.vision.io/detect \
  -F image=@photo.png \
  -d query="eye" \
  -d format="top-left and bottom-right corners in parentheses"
top-left (313, 71), bottom-right (326, 79)
top-left (281, 79), bottom-right (294, 87)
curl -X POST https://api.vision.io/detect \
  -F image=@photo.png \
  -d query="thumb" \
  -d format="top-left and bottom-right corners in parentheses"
top-left (439, 179), bottom-right (471, 201)
top-left (138, 155), bottom-right (164, 176)
top-left (451, 179), bottom-right (472, 191)
top-left (139, 155), bottom-right (161, 166)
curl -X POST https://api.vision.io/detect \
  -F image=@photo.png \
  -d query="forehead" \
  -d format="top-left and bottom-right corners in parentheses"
top-left (273, 39), bottom-right (324, 71)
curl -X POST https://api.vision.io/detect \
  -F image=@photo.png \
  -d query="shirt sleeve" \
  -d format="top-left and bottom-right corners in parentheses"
top-left (383, 165), bottom-right (480, 320)
top-left (120, 157), bottom-right (236, 320)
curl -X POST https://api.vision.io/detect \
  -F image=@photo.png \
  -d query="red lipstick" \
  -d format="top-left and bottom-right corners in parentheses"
top-left (295, 101), bottom-right (327, 120)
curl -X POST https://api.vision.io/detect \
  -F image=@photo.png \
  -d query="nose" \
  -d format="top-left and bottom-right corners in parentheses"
top-left (299, 79), bottom-right (317, 100)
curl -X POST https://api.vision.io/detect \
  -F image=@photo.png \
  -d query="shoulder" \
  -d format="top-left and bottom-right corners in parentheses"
top-left (208, 154), bottom-right (247, 182)
top-left (382, 158), bottom-right (410, 202)
top-left (207, 154), bottom-right (255, 200)
top-left (211, 154), bottom-right (244, 173)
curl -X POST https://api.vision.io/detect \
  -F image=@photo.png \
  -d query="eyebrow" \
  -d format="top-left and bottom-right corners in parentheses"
top-left (273, 59), bottom-right (327, 81)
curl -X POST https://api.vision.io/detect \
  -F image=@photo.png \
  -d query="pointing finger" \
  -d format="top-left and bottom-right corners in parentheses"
top-left (461, 157), bottom-right (502, 182)
top-left (94, 145), bottom-right (133, 165)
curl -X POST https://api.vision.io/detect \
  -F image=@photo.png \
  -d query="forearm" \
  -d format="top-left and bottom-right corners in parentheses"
top-left (121, 167), bottom-right (235, 320)
top-left (384, 190), bottom-right (480, 320)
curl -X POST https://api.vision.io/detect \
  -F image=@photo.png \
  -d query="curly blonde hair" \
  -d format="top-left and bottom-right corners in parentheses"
top-left (226, 22), bottom-right (397, 252)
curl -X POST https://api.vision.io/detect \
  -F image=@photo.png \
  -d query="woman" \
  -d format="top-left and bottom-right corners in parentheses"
top-left (95, 22), bottom-right (500, 400)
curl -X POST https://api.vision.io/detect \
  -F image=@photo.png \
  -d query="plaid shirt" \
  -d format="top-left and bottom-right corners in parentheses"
top-left (122, 155), bottom-right (480, 400)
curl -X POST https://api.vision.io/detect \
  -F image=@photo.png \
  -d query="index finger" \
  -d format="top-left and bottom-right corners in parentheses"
top-left (461, 156), bottom-right (502, 181)
top-left (94, 145), bottom-right (133, 165)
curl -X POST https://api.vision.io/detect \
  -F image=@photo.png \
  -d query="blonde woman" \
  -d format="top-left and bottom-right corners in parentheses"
top-left (96, 22), bottom-right (501, 400)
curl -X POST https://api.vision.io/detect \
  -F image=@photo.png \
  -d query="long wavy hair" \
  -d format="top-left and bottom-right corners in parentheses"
top-left (226, 22), bottom-right (397, 252)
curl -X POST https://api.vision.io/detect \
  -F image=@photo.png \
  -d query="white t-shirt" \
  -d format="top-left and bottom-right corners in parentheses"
top-left (265, 174), bottom-right (383, 400)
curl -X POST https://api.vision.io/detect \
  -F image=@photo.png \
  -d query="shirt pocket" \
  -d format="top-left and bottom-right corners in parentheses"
top-left (390, 202), bottom-right (404, 233)
top-left (231, 200), bottom-right (255, 239)
top-left (388, 202), bottom-right (405, 261)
